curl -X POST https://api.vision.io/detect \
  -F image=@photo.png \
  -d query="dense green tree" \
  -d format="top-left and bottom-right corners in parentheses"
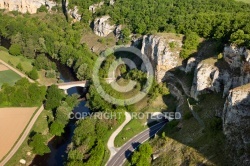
top-left (29, 133), bottom-right (50, 155)
top-left (230, 30), bottom-right (250, 46)
top-left (28, 68), bottom-right (39, 80)
top-left (50, 121), bottom-right (65, 136)
top-left (131, 143), bottom-right (152, 166)
top-left (68, 149), bottom-right (84, 162)
top-left (45, 85), bottom-right (65, 110)
top-left (76, 64), bottom-right (89, 80)
top-left (34, 54), bottom-right (57, 71)
top-left (180, 32), bottom-right (200, 59)
top-left (65, 94), bottom-right (80, 108)
top-left (0, 78), bottom-right (46, 107)
top-left (84, 140), bottom-right (105, 166)
top-left (9, 44), bottom-right (22, 56)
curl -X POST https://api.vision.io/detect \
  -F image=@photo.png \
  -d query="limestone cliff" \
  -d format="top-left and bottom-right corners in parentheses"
top-left (191, 45), bottom-right (250, 100)
top-left (222, 84), bottom-right (250, 166)
top-left (223, 45), bottom-right (250, 69)
top-left (141, 35), bottom-right (182, 82)
top-left (0, 0), bottom-right (56, 14)
top-left (93, 16), bottom-right (115, 37)
top-left (190, 59), bottom-right (220, 100)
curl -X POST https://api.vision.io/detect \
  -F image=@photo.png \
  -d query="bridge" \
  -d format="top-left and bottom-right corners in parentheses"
top-left (57, 78), bottom-right (116, 94)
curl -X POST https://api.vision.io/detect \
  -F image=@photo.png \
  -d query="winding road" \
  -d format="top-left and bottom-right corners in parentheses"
top-left (0, 105), bottom-right (44, 166)
top-left (106, 121), bottom-right (167, 166)
top-left (107, 112), bottom-right (132, 160)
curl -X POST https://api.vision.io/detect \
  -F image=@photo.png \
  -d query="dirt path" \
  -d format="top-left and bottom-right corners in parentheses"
top-left (0, 105), bottom-right (44, 166)
top-left (107, 112), bottom-right (132, 161)
top-left (0, 59), bottom-right (34, 83)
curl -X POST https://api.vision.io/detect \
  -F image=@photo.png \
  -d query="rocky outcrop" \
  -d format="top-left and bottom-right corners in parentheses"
top-left (191, 45), bottom-right (250, 100)
top-left (68, 6), bottom-right (81, 21)
top-left (89, 1), bottom-right (104, 13)
top-left (185, 57), bottom-right (196, 73)
top-left (222, 84), bottom-right (250, 166)
top-left (0, 0), bottom-right (56, 14)
top-left (93, 16), bottom-right (115, 37)
top-left (190, 60), bottom-right (220, 100)
top-left (223, 45), bottom-right (250, 69)
top-left (141, 35), bottom-right (182, 82)
top-left (115, 25), bottom-right (122, 39)
top-left (110, 0), bottom-right (115, 5)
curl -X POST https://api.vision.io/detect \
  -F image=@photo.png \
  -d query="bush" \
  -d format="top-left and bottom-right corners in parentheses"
top-left (169, 42), bottom-right (176, 49)
top-left (45, 70), bottom-right (56, 78)
top-left (38, 5), bottom-right (48, 13)
top-left (34, 54), bottom-right (57, 71)
top-left (29, 133), bottom-right (50, 155)
top-left (7, 60), bottom-right (14, 66)
top-left (16, 63), bottom-right (23, 71)
top-left (9, 44), bottom-right (22, 56)
top-left (28, 68), bottom-right (39, 80)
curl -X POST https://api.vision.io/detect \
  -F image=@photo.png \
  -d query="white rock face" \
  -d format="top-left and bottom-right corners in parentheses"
top-left (115, 24), bottom-right (122, 39)
top-left (222, 84), bottom-right (250, 165)
top-left (19, 159), bottom-right (26, 165)
top-left (89, 1), bottom-right (104, 13)
top-left (0, 0), bottom-right (56, 14)
top-left (93, 16), bottom-right (115, 37)
top-left (191, 61), bottom-right (220, 100)
top-left (110, 0), bottom-right (115, 5)
top-left (68, 6), bottom-right (81, 21)
top-left (223, 45), bottom-right (250, 69)
top-left (191, 45), bottom-right (250, 100)
top-left (185, 57), bottom-right (196, 73)
top-left (141, 35), bottom-right (182, 82)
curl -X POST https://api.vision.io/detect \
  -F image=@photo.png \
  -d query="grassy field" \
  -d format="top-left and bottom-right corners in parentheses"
top-left (114, 95), bottom-right (172, 147)
top-left (0, 69), bottom-right (21, 87)
top-left (0, 50), bottom-right (58, 85)
top-left (0, 50), bottom-right (33, 73)
top-left (114, 118), bottom-right (147, 147)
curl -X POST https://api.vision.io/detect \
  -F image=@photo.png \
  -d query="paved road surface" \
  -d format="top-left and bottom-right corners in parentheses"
top-left (0, 105), bottom-right (44, 166)
top-left (107, 121), bottom-right (167, 166)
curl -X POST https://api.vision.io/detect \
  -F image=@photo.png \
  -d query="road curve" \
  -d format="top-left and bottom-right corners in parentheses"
top-left (0, 105), bottom-right (44, 166)
top-left (106, 121), bottom-right (167, 166)
top-left (107, 112), bottom-right (132, 160)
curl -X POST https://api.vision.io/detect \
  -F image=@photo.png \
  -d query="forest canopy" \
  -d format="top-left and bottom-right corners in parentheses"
top-left (68, 0), bottom-right (250, 47)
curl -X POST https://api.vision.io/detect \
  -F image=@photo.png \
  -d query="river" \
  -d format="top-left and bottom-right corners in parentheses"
top-left (0, 36), bottom-right (90, 166)
top-left (31, 62), bottom-right (90, 166)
